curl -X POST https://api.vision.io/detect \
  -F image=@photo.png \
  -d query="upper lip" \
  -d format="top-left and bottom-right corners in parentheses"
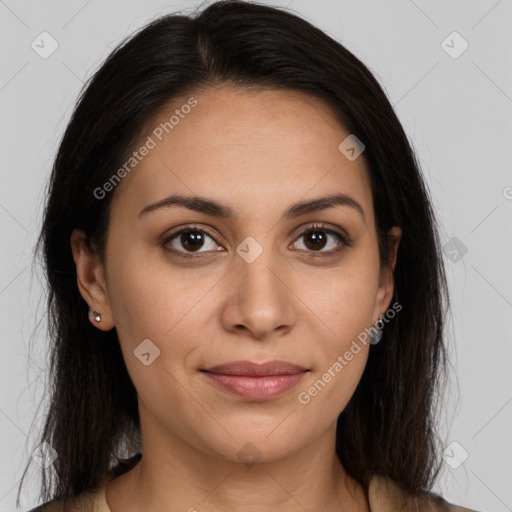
top-left (202, 360), bottom-right (308, 376)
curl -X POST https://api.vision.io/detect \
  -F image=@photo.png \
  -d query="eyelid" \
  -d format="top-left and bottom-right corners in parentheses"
top-left (294, 222), bottom-right (349, 241)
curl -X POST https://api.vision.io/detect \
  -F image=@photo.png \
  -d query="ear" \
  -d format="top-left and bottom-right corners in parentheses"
top-left (70, 229), bottom-right (115, 331)
top-left (373, 226), bottom-right (402, 320)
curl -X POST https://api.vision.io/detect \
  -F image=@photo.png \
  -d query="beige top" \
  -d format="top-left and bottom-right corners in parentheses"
top-left (34, 475), bottom-right (479, 511)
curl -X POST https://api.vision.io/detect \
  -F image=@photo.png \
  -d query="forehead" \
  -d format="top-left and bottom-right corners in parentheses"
top-left (109, 85), bottom-right (373, 222)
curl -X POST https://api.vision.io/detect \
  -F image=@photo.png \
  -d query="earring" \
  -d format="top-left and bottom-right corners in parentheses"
top-left (370, 313), bottom-right (385, 345)
top-left (89, 309), bottom-right (101, 323)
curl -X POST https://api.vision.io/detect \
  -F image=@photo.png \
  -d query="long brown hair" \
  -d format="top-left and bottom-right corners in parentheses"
top-left (21, 0), bottom-right (449, 504)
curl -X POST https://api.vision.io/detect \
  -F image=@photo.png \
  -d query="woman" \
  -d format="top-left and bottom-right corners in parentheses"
top-left (22, 1), bottom-right (478, 510)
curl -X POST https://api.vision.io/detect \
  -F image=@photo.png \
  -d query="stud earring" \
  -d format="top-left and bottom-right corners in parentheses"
top-left (370, 313), bottom-right (385, 345)
top-left (89, 309), bottom-right (101, 323)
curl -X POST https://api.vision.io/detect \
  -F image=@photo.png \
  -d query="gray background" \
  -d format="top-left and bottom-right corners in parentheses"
top-left (1, 0), bottom-right (511, 510)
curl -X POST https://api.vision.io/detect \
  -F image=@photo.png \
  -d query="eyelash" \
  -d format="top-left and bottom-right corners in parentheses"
top-left (162, 223), bottom-right (352, 260)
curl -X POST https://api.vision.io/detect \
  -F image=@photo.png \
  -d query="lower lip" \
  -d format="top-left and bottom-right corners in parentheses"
top-left (202, 371), bottom-right (307, 400)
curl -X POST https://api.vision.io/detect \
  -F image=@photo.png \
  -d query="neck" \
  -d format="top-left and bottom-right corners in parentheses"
top-left (106, 416), bottom-right (369, 512)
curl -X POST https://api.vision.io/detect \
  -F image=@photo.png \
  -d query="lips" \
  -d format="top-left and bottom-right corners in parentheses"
top-left (203, 360), bottom-right (307, 376)
top-left (201, 360), bottom-right (309, 400)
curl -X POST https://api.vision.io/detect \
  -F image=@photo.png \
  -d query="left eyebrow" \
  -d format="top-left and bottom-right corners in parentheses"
top-left (283, 193), bottom-right (365, 223)
top-left (138, 192), bottom-right (365, 223)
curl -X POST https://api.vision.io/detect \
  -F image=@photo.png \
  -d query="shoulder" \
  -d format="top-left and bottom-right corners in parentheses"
top-left (27, 484), bottom-right (109, 512)
top-left (28, 454), bottom-right (141, 511)
top-left (368, 475), bottom-right (481, 512)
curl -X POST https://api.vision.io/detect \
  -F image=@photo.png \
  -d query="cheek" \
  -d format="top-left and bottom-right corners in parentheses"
top-left (292, 252), bottom-right (380, 338)
top-left (106, 243), bottom-right (211, 340)
top-left (108, 261), bottom-right (200, 429)
top-left (105, 247), bottom-right (213, 394)
top-left (291, 253), bottom-right (377, 411)
top-left (295, 269), bottom-right (374, 415)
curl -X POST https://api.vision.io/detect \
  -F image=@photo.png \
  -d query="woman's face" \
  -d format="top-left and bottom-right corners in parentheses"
top-left (72, 85), bottom-right (400, 464)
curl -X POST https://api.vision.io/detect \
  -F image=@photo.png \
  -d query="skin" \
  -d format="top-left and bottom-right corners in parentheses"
top-left (71, 85), bottom-right (402, 512)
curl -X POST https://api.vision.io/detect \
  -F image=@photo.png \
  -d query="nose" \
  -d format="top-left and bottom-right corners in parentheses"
top-left (220, 241), bottom-right (297, 340)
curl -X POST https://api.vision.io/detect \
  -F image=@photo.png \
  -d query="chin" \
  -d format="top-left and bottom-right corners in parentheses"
top-left (196, 421), bottom-right (310, 465)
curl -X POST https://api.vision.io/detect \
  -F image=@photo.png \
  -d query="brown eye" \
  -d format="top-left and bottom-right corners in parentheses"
top-left (302, 230), bottom-right (328, 251)
top-left (178, 230), bottom-right (206, 251)
top-left (292, 224), bottom-right (350, 255)
top-left (163, 226), bottom-right (222, 257)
